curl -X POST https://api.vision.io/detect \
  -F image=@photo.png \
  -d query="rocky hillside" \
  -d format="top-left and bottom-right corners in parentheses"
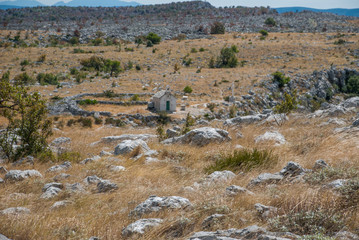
top-left (0, 1), bottom-right (358, 42)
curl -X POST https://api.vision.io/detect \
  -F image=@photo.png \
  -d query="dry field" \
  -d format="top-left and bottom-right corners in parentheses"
top-left (0, 31), bottom-right (359, 239)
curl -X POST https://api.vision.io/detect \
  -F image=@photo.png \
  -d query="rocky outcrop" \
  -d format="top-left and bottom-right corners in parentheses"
top-left (5, 170), bottom-right (42, 181)
top-left (97, 180), bottom-right (118, 193)
top-left (114, 139), bottom-right (150, 155)
top-left (255, 131), bottom-right (286, 145)
top-left (47, 162), bottom-right (71, 172)
top-left (129, 196), bottom-right (192, 217)
top-left (122, 218), bottom-right (163, 237)
top-left (162, 127), bottom-right (231, 147)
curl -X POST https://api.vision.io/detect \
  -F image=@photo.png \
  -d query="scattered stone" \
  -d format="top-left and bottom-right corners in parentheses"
top-left (12, 156), bottom-right (34, 166)
top-left (97, 180), bottom-right (118, 193)
top-left (177, 127), bottom-right (231, 146)
top-left (130, 196), bottom-right (192, 217)
top-left (166, 129), bottom-right (179, 138)
top-left (47, 161), bottom-right (71, 172)
top-left (249, 173), bottom-right (283, 186)
top-left (0, 234), bottom-right (11, 240)
top-left (84, 175), bottom-right (103, 185)
top-left (258, 235), bottom-right (292, 240)
top-left (352, 118), bottom-right (359, 127)
top-left (100, 134), bottom-right (156, 144)
top-left (51, 137), bottom-right (71, 146)
top-left (0, 178), bottom-right (3, 184)
top-left (0, 207), bottom-right (30, 215)
top-left (5, 170), bottom-right (42, 181)
top-left (255, 131), bottom-right (286, 146)
top-left (100, 150), bottom-right (112, 157)
top-left (122, 218), bottom-right (163, 237)
top-left (144, 150), bottom-right (159, 156)
top-left (145, 157), bottom-right (159, 164)
top-left (109, 165), bottom-right (126, 172)
top-left (254, 203), bottom-right (278, 219)
top-left (88, 237), bottom-right (100, 240)
top-left (80, 155), bottom-right (101, 164)
top-left (326, 179), bottom-right (347, 189)
top-left (114, 139), bottom-right (150, 155)
top-left (50, 200), bottom-right (73, 210)
top-left (335, 231), bottom-right (359, 240)
top-left (342, 96), bottom-right (359, 108)
top-left (53, 173), bottom-right (71, 181)
top-left (42, 182), bottom-right (63, 192)
top-left (226, 185), bottom-right (254, 196)
top-left (279, 162), bottom-right (305, 177)
top-left (196, 171), bottom-right (236, 187)
top-left (313, 159), bottom-right (328, 170)
top-left (65, 183), bottom-right (85, 193)
top-left (201, 214), bottom-right (226, 229)
top-left (41, 186), bottom-right (62, 199)
top-left (224, 114), bottom-right (266, 126)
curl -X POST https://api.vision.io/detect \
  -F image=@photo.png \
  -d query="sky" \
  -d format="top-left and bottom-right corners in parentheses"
top-left (26, 0), bottom-right (359, 8)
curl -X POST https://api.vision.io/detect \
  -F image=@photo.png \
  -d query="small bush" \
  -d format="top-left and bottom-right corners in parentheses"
top-left (265, 17), bottom-right (276, 26)
top-left (191, 48), bottom-right (197, 53)
top-left (272, 71), bottom-right (290, 88)
top-left (304, 167), bottom-right (359, 185)
top-left (105, 117), bottom-right (125, 127)
top-left (78, 99), bottom-right (98, 105)
top-left (199, 47), bottom-right (205, 52)
top-left (94, 117), bottom-right (102, 125)
top-left (205, 148), bottom-right (278, 174)
top-left (259, 29), bottom-right (268, 36)
top-left (57, 151), bottom-right (82, 163)
top-left (334, 39), bottom-right (346, 45)
top-left (269, 210), bottom-right (345, 235)
top-left (73, 48), bottom-right (86, 53)
top-left (338, 179), bottom-right (359, 208)
top-left (157, 111), bottom-right (171, 125)
top-left (78, 117), bottom-right (92, 128)
top-left (146, 32), bottom-right (161, 45)
top-left (135, 64), bottom-right (141, 70)
top-left (183, 85), bottom-right (193, 93)
top-left (131, 94), bottom-right (140, 101)
top-left (67, 119), bottom-right (76, 127)
top-left (38, 54), bottom-right (46, 62)
top-left (213, 46), bottom-right (239, 68)
top-left (346, 75), bottom-right (359, 94)
top-left (274, 91), bottom-right (298, 114)
top-left (37, 73), bottom-right (59, 85)
top-left (210, 21), bottom-right (225, 34)
top-left (70, 68), bottom-right (79, 75)
top-left (20, 59), bottom-right (30, 66)
top-left (14, 72), bottom-right (34, 85)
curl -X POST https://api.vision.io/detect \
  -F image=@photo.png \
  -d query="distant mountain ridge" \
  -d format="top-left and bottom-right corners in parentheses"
top-left (53, 0), bottom-right (140, 7)
top-left (275, 7), bottom-right (359, 17)
top-left (0, 0), bottom-right (140, 7)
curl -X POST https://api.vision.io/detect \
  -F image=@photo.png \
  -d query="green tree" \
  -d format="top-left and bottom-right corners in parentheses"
top-left (0, 72), bottom-right (52, 162)
top-left (216, 46), bottom-right (238, 68)
top-left (265, 17), bottom-right (276, 26)
top-left (146, 32), bottom-right (161, 45)
top-left (272, 71), bottom-right (290, 88)
top-left (210, 21), bottom-right (225, 34)
top-left (346, 75), bottom-right (359, 94)
top-left (274, 91), bottom-right (299, 114)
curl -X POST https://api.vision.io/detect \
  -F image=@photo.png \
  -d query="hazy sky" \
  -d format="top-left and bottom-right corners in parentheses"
top-left (30, 0), bottom-right (359, 8)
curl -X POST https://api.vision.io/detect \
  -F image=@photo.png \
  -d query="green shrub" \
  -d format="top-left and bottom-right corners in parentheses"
top-left (78, 117), bottom-right (92, 128)
top-left (274, 91), bottom-right (298, 114)
top-left (70, 68), bottom-right (79, 75)
top-left (265, 17), bottom-right (276, 26)
top-left (304, 167), bottom-right (359, 185)
top-left (205, 148), bottom-right (278, 174)
top-left (105, 117), bottom-right (125, 127)
top-left (346, 75), bottom-right (359, 94)
top-left (69, 37), bottom-right (79, 45)
top-left (183, 85), bottom-right (193, 93)
top-left (199, 47), bottom-right (205, 52)
top-left (135, 64), bottom-right (141, 70)
top-left (183, 58), bottom-right (192, 66)
top-left (131, 94), bottom-right (140, 101)
top-left (259, 29), bottom-right (268, 36)
top-left (78, 99), bottom-right (98, 105)
top-left (101, 90), bottom-right (118, 98)
top-left (67, 119), bottom-right (76, 127)
top-left (191, 48), bottom-right (197, 53)
top-left (207, 103), bottom-right (216, 112)
top-left (38, 54), bottom-right (46, 63)
top-left (57, 151), bottom-right (82, 163)
top-left (20, 59), bottom-right (30, 66)
top-left (14, 72), bottom-right (34, 85)
top-left (94, 117), bottom-right (102, 125)
top-left (181, 113), bottom-right (195, 134)
top-left (272, 71), bottom-right (290, 88)
top-left (210, 21), bottom-right (225, 34)
top-left (215, 46), bottom-right (238, 68)
top-left (338, 179), bottom-right (359, 208)
top-left (91, 38), bottom-right (103, 46)
top-left (73, 48), bottom-right (86, 53)
top-left (37, 73), bottom-right (59, 85)
top-left (146, 32), bottom-right (161, 45)
top-left (269, 210), bottom-right (345, 235)
top-left (157, 111), bottom-right (171, 125)
top-left (334, 39), bottom-right (346, 45)
top-left (80, 56), bottom-right (122, 76)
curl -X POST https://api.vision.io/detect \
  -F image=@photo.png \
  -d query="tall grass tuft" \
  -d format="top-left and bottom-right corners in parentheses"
top-left (205, 148), bottom-right (277, 174)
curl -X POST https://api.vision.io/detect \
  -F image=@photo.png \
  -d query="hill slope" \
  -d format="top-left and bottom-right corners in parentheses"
top-left (0, 0), bottom-right (43, 7)
top-left (53, 0), bottom-right (140, 7)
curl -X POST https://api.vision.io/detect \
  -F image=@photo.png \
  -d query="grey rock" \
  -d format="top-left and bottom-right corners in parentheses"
top-left (335, 231), bottom-right (359, 240)
top-left (226, 185), bottom-right (254, 196)
top-left (202, 214), bottom-right (226, 229)
top-left (342, 97), bottom-right (359, 108)
top-left (224, 114), bottom-right (265, 126)
top-left (5, 170), bottom-right (42, 181)
top-left (255, 131), bottom-right (286, 145)
top-left (109, 165), bottom-right (126, 172)
top-left (0, 178), bottom-right (3, 184)
top-left (50, 200), bottom-right (73, 210)
top-left (166, 128), bottom-right (179, 138)
top-left (122, 218), bottom-right (163, 237)
top-left (130, 195), bottom-right (192, 217)
top-left (88, 237), bottom-right (100, 240)
top-left (84, 175), bottom-right (103, 185)
top-left (101, 134), bottom-right (156, 143)
top-left (258, 235), bottom-right (292, 240)
top-left (114, 139), bottom-right (150, 155)
top-left (249, 173), bottom-right (283, 186)
top-left (53, 173), bottom-right (71, 181)
top-left (0, 234), bottom-right (11, 240)
top-left (353, 118), bottom-right (359, 127)
top-left (162, 127), bottom-right (231, 147)
top-left (254, 203), bottom-right (278, 218)
top-left (100, 150), bottom-right (112, 156)
top-left (47, 161), bottom-right (71, 172)
top-left (41, 186), bottom-right (62, 199)
top-left (97, 180), bottom-right (118, 193)
top-left (279, 162), bottom-right (305, 177)
top-left (313, 159), bottom-right (328, 170)
top-left (51, 137), bottom-right (71, 146)
top-left (196, 171), bottom-right (236, 187)
top-left (0, 207), bottom-right (30, 215)
top-left (65, 183), bottom-right (85, 193)
top-left (12, 156), bottom-right (34, 166)
top-left (326, 179), bottom-right (347, 189)
top-left (42, 182), bottom-right (63, 192)
top-left (188, 225), bottom-right (268, 239)
top-left (80, 155), bottom-right (101, 164)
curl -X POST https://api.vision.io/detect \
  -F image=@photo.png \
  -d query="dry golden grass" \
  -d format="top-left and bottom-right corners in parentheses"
top-left (1, 31), bottom-right (359, 239)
